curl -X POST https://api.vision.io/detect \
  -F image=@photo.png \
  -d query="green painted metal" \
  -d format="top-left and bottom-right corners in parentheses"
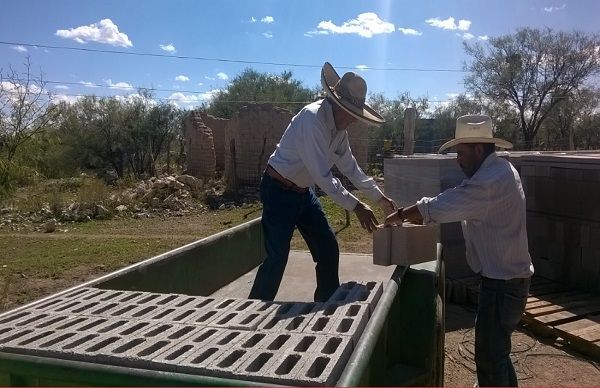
top-left (0, 218), bottom-right (444, 386)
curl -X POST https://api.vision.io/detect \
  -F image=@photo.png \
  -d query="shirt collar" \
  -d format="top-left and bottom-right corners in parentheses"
top-left (471, 152), bottom-right (498, 179)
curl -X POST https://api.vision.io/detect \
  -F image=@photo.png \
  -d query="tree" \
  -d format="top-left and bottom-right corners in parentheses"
top-left (207, 69), bottom-right (318, 118)
top-left (464, 28), bottom-right (600, 149)
top-left (541, 87), bottom-right (600, 150)
top-left (0, 59), bottom-right (60, 190)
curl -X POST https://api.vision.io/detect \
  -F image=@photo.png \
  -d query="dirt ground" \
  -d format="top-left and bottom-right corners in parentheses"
top-left (444, 302), bottom-right (600, 386)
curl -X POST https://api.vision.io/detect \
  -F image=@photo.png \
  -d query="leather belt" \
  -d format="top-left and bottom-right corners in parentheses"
top-left (265, 165), bottom-right (309, 194)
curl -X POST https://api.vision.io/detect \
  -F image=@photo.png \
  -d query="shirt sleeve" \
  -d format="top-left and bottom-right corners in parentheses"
top-left (296, 115), bottom-right (360, 211)
top-left (416, 179), bottom-right (489, 224)
top-left (334, 134), bottom-right (384, 203)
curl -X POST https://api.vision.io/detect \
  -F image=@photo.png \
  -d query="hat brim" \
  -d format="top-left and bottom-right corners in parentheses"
top-left (321, 62), bottom-right (385, 127)
top-left (438, 137), bottom-right (513, 153)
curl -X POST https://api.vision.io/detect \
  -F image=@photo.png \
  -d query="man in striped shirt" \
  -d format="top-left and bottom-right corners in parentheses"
top-left (385, 115), bottom-right (534, 387)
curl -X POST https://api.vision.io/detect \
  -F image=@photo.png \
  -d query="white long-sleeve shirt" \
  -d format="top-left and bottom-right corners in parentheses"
top-left (416, 153), bottom-right (534, 279)
top-left (268, 98), bottom-right (383, 211)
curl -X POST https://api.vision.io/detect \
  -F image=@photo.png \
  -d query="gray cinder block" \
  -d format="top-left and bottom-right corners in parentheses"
top-left (329, 304), bottom-right (369, 345)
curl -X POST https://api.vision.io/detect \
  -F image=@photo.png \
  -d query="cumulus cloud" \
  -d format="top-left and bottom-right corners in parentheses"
top-left (79, 81), bottom-right (99, 88)
top-left (307, 12), bottom-right (395, 38)
top-left (12, 45), bottom-right (28, 52)
top-left (55, 19), bottom-right (133, 47)
top-left (54, 94), bottom-right (82, 104)
top-left (168, 89), bottom-right (219, 108)
top-left (425, 17), bottom-right (471, 31)
top-left (175, 75), bottom-right (190, 82)
top-left (398, 27), bottom-right (422, 36)
top-left (355, 65), bottom-right (369, 71)
top-left (263, 32), bottom-right (273, 38)
top-left (54, 85), bottom-right (70, 90)
top-left (460, 32), bottom-right (475, 40)
top-left (261, 16), bottom-right (274, 23)
top-left (543, 4), bottom-right (566, 12)
top-left (105, 79), bottom-right (133, 90)
top-left (160, 43), bottom-right (176, 53)
top-left (217, 72), bottom-right (229, 80)
top-left (478, 35), bottom-right (489, 40)
top-left (250, 17), bottom-right (257, 23)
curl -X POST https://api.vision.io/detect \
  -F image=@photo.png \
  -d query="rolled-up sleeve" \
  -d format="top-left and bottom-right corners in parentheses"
top-left (416, 180), bottom-right (489, 224)
top-left (297, 116), bottom-right (359, 211)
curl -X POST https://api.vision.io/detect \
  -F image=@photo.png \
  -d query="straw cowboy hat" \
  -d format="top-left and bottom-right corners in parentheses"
top-left (321, 62), bottom-right (385, 126)
top-left (438, 114), bottom-right (513, 153)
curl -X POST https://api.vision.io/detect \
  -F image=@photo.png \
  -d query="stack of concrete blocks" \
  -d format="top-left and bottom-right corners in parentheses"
top-left (183, 111), bottom-right (216, 180)
top-left (384, 155), bottom-right (469, 278)
top-left (372, 223), bottom-right (438, 266)
top-left (0, 282), bottom-right (383, 386)
top-left (200, 112), bottom-right (229, 173)
top-left (224, 104), bottom-right (293, 193)
top-left (521, 153), bottom-right (600, 293)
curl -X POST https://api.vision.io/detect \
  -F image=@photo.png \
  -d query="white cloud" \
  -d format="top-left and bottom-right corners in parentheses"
top-left (54, 85), bottom-right (70, 90)
top-left (197, 82), bottom-right (204, 86)
top-left (54, 94), bottom-right (82, 105)
top-left (308, 12), bottom-right (395, 38)
top-left (543, 4), bottom-right (566, 12)
top-left (217, 72), bottom-right (229, 80)
top-left (261, 16), bottom-right (274, 23)
top-left (425, 17), bottom-right (471, 31)
top-left (250, 17), bottom-right (257, 23)
top-left (55, 19), bottom-right (133, 47)
top-left (446, 93), bottom-right (460, 99)
top-left (304, 30), bottom-right (329, 37)
top-left (478, 35), bottom-right (489, 41)
top-left (355, 65), bottom-right (369, 71)
top-left (160, 43), bottom-right (176, 53)
top-left (200, 89), bottom-right (220, 101)
top-left (460, 32), bottom-right (475, 40)
top-left (175, 75), bottom-right (190, 82)
top-left (105, 79), bottom-right (133, 90)
top-left (12, 45), bottom-right (28, 52)
top-left (167, 90), bottom-right (218, 108)
top-left (205, 76), bottom-right (216, 81)
top-left (398, 27), bottom-right (422, 36)
top-left (263, 32), bottom-right (273, 38)
top-left (79, 81), bottom-right (99, 88)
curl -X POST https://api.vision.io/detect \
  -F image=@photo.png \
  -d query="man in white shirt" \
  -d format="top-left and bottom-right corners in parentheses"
top-left (249, 62), bottom-right (396, 302)
top-left (385, 115), bottom-right (534, 387)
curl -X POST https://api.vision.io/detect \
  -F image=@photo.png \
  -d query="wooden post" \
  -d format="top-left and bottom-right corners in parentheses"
top-left (403, 107), bottom-right (416, 155)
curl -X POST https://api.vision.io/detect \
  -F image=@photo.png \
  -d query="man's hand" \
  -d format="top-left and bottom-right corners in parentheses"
top-left (377, 195), bottom-right (397, 216)
top-left (384, 211), bottom-right (402, 227)
top-left (354, 201), bottom-right (379, 233)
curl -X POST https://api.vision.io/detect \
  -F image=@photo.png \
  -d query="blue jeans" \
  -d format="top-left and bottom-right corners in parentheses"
top-left (249, 173), bottom-right (340, 302)
top-left (475, 276), bottom-right (530, 387)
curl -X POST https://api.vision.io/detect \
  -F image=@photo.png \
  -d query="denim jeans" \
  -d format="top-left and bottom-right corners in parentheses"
top-left (475, 276), bottom-right (530, 387)
top-left (248, 173), bottom-right (340, 302)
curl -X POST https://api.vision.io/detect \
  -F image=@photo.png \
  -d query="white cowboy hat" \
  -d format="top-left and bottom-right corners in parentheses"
top-left (438, 114), bottom-right (513, 153)
top-left (321, 62), bottom-right (385, 126)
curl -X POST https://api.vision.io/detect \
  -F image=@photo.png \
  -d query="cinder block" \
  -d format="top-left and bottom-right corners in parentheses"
top-left (0, 309), bottom-right (47, 326)
top-left (373, 223), bottom-right (438, 266)
top-left (329, 304), bottom-right (369, 345)
top-left (348, 282), bottom-right (383, 313)
top-left (327, 283), bottom-right (358, 304)
top-left (295, 335), bottom-right (353, 386)
top-left (303, 304), bottom-right (342, 336)
top-left (257, 302), bottom-right (319, 333)
top-left (262, 351), bottom-right (309, 385)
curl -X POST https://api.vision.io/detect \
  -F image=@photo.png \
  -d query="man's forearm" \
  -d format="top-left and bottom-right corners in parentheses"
top-left (400, 204), bottom-right (424, 224)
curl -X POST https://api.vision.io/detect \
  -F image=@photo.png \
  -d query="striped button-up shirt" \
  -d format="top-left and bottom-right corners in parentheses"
top-left (416, 153), bottom-right (534, 279)
top-left (268, 98), bottom-right (383, 211)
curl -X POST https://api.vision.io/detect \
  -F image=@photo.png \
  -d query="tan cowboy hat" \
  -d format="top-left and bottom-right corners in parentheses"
top-left (321, 62), bottom-right (385, 126)
top-left (438, 114), bottom-right (513, 153)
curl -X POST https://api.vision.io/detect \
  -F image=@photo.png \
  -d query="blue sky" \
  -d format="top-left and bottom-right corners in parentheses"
top-left (1, 0), bottom-right (598, 110)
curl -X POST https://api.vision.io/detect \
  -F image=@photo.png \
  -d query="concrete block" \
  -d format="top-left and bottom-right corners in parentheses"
top-left (262, 351), bottom-right (309, 385)
top-left (373, 223), bottom-right (438, 266)
top-left (257, 302), bottom-right (319, 333)
top-left (348, 282), bottom-right (383, 313)
top-left (327, 283), bottom-right (358, 304)
top-left (295, 336), bottom-right (353, 386)
top-left (329, 304), bottom-right (369, 345)
top-left (0, 309), bottom-right (46, 326)
top-left (303, 304), bottom-right (343, 336)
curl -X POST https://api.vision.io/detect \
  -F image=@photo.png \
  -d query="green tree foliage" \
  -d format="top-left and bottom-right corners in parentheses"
top-left (540, 88), bottom-right (600, 150)
top-left (0, 59), bottom-right (60, 192)
top-left (207, 69), bottom-right (318, 118)
top-left (367, 92), bottom-right (428, 160)
top-left (464, 28), bottom-right (600, 149)
top-left (55, 91), bottom-right (182, 179)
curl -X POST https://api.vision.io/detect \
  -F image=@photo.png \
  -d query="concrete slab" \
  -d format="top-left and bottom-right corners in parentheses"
top-left (210, 250), bottom-right (395, 302)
